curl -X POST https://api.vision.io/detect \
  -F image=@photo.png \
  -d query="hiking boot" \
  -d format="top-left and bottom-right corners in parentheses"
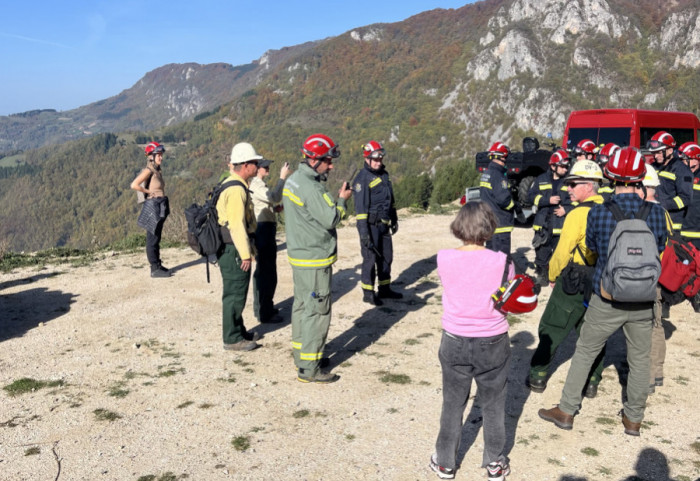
top-left (583, 383), bottom-right (598, 399)
top-left (378, 285), bottom-right (403, 299)
top-left (297, 369), bottom-right (339, 384)
top-left (486, 460), bottom-right (510, 481)
top-left (429, 454), bottom-right (455, 479)
top-left (158, 262), bottom-right (170, 273)
top-left (661, 302), bottom-right (670, 319)
top-left (223, 340), bottom-right (259, 352)
top-left (538, 406), bottom-right (574, 430)
top-left (619, 409), bottom-right (641, 436)
top-left (242, 331), bottom-right (260, 342)
top-left (150, 267), bottom-right (171, 278)
top-left (260, 313), bottom-right (284, 324)
top-left (527, 376), bottom-right (546, 393)
top-left (362, 290), bottom-right (383, 306)
top-left (655, 377), bottom-right (664, 387)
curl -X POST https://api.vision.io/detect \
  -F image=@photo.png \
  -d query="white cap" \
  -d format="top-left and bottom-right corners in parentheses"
top-left (230, 142), bottom-right (263, 165)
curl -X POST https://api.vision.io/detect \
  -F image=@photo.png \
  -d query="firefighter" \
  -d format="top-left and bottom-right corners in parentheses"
top-left (528, 149), bottom-right (572, 284)
top-left (571, 138), bottom-right (597, 161)
top-left (479, 142), bottom-right (517, 256)
top-left (647, 131), bottom-right (693, 232)
top-left (678, 142), bottom-right (700, 313)
top-left (595, 142), bottom-right (620, 201)
top-left (353, 140), bottom-right (402, 306)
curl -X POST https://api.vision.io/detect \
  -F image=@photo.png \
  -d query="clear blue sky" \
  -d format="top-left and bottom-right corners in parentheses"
top-left (0, 1), bottom-right (474, 116)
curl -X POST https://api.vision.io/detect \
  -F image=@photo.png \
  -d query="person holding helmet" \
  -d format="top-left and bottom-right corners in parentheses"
top-left (216, 142), bottom-right (263, 352)
top-left (250, 157), bottom-right (292, 324)
top-left (528, 159), bottom-right (606, 398)
top-left (353, 140), bottom-right (402, 306)
top-left (647, 131), bottom-right (693, 232)
top-left (527, 148), bottom-right (573, 284)
top-left (429, 201), bottom-right (514, 481)
top-left (131, 141), bottom-right (171, 278)
top-left (595, 143), bottom-right (620, 201)
top-left (571, 139), bottom-right (597, 161)
top-left (539, 147), bottom-right (668, 436)
top-left (479, 141), bottom-right (517, 256)
top-left (282, 133), bottom-right (352, 383)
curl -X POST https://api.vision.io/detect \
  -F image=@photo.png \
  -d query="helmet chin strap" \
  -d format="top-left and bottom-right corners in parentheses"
top-left (304, 158), bottom-right (328, 181)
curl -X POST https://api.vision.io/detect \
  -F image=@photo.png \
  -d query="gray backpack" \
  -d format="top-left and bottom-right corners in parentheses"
top-left (600, 201), bottom-right (661, 303)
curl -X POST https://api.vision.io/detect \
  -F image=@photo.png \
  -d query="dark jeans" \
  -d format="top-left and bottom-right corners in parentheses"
top-left (146, 219), bottom-right (165, 268)
top-left (435, 330), bottom-right (511, 470)
top-left (254, 222), bottom-right (278, 321)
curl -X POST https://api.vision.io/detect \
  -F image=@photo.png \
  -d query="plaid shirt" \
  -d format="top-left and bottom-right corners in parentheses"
top-left (586, 193), bottom-right (668, 297)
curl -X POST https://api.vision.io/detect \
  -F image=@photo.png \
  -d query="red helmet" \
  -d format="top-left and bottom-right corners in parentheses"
top-left (301, 133), bottom-right (340, 160)
top-left (363, 140), bottom-right (385, 159)
top-left (647, 131), bottom-right (676, 151)
top-left (492, 274), bottom-right (539, 314)
top-left (596, 142), bottom-right (620, 166)
top-left (572, 139), bottom-right (596, 156)
top-left (604, 147), bottom-right (646, 183)
top-left (679, 142), bottom-right (700, 160)
top-left (488, 142), bottom-right (510, 159)
top-left (549, 149), bottom-right (571, 166)
top-left (144, 142), bottom-right (165, 156)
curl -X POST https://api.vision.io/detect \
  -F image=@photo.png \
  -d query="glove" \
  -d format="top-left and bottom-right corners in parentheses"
top-left (390, 222), bottom-right (399, 235)
top-left (361, 236), bottom-right (375, 251)
top-left (516, 211), bottom-right (527, 224)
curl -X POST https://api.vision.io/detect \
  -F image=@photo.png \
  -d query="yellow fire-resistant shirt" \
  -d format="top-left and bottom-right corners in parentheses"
top-left (216, 173), bottom-right (257, 260)
top-left (548, 194), bottom-right (604, 282)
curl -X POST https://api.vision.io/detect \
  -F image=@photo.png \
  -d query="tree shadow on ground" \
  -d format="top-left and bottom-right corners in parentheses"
top-left (0, 272), bottom-right (61, 291)
top-left (324, 254), bottom-right (438, 367)
top-left (0, 287), bottom-right (78, 342)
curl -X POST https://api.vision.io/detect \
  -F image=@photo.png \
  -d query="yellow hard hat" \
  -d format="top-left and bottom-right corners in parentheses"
top-left (566, 160), bottom-right (603, 181)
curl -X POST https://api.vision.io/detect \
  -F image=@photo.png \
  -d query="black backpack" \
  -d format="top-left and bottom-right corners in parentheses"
top-left (184, 179), bottom-right (246, 282)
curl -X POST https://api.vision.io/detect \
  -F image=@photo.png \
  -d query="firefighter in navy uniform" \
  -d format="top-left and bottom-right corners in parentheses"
top-left (595, 143), bottom-right (619, 202)
top-left (647, 131), bottom-right (693, 232)
top-left (527, 149), bottom-right (572, 284)
top-left (679, 142), bottom-right (700, 312)
top-left (353, 141), bottom-right (402, 305)
top-left (479, 142), bottom-right (517, 256)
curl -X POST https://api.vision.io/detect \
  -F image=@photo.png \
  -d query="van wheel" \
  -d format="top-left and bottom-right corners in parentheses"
top-left (518, 176), bottom-right (536, 207)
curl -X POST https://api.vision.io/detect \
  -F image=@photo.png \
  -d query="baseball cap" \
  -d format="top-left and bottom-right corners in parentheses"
top-left (230, 142), bottom-right (264, 165)
top-left (258, 159), bottom-right (273, 169)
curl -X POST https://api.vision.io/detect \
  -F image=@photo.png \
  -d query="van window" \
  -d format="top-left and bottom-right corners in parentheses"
top-left (567, 128), bottom-right (630, 148)
top-left (640, 128), bottom-right (694, 148)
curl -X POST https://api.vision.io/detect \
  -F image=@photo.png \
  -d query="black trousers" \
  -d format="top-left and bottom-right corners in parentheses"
top-left (254, 222), bottom-right (278, 321)
top-left (146, 219), bottom-right (165, 268)
top-left (360, 223), bottom-right (393, 290)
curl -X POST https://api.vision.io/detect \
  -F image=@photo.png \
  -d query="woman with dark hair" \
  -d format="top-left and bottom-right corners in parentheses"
top-left (131, 142), bottom-right (170, 278)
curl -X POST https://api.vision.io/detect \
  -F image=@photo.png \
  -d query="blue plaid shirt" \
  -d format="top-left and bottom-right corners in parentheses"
top-left (586, 193), bottom-right (668, 297)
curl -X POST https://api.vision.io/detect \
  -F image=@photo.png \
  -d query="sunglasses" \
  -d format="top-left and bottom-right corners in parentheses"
top-left (566, 181), bottom-right (589, 188)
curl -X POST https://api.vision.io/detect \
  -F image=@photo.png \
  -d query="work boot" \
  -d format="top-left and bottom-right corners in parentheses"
top-left (583, 383), bottom-right (598, 399)
top-left (223, 340), bottom-right (259, 351)
top-left (527, 376), bottom-right (547, 393)
top-left (538, 406), bottom-right (574, 430)
top-left (619, 409), bottom-right (641, 436)
top-left (297, 368), bottom-right (339, 384)
top-left (157, 262), bottom-right (170, 273)
top-left (378, 285), bottom-right (403, 299)
top-left (691, 293), bottom-right (700, 313)
top-left (150, 265), bottom-right (171, 278)
top-left (362, 290), bottom-right (383, 306)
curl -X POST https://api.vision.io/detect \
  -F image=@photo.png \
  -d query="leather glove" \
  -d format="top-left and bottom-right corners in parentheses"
top-left (361, 236), bottom-right (375, 251)
top-left (390, 222), bottom-right (399, 235)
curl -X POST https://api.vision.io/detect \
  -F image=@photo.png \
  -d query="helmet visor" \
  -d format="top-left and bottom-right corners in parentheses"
top-left (368, 149), bottom-right (385, 160)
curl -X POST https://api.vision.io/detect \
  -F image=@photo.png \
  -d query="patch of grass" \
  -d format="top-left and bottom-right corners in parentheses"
top-left (198, 403), bottom-right (215, 409)
top-left (516, 439), bottom-right (529, 446)
top-left (93, 408), bottom-right (121, 422)
top-left (0, 248), bottom-right (94, 272)
top-left (250, 426), bottom-right (265, 433)
top-left (547, 458), bottom-right (563, 466)
top-left (231, 435), bottom-right (250, 452)
top-left (506, 315), bottom-right (523, 326)
top-left (673, 375), bottom-right (690, 385)
top-left (419, 381), bottom-right (431, 386)
top-left (581, 447), bottom-right (599, 456)
top-left (340, 362), bottom-right (353, 368)
top-left (233, 359), bottom-right (251, 367)
top-left (158, 367), bottom-right (185, 377)
top-left (403, 338), bottom-right (420, 345)
top-left (108, 382), bottom-right (130, 398)
top-left (3, 378), bottom-right (64, 397)
top-left (293, 409), bottom-right (310, 419)
top-left (597, 466), bottom-right (612, 475)
top-left (660, 439), bottom-right (672, 444)
top-left (202, 353), bottom-right (213, 358)
top-left (345, 434), bottom-right (356, 441)
top-left (416, 332), bottom-right (434, 338)
top-left (136, 473), bottom-right (185, 481)
top-left (24, 447), bottom-right (40, 456)
top-left (216, 374), bottom-right (236, 383)
top-left (677, 476), bottom-right (692, 481)
top-left (595, 417), bottom-right (616, 425)
top-left (387, 408), bottom-right (399, 414)
top-left (176, 401), bottom-right (194, 409)
top-left (376, 371), bottom-right (411, 384)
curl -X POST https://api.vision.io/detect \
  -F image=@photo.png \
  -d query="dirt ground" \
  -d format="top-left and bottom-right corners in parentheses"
top-left (1, 210), bottom-right (699, 481)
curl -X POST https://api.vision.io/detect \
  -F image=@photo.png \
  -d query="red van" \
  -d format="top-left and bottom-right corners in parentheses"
top-left (563, 109), bottom-right (700, 151)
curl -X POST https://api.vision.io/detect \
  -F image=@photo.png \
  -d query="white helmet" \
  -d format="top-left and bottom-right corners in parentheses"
top-left (566, 160), bottom-right (603, 181)
top-left (642, 164), bottom-right (660, 188)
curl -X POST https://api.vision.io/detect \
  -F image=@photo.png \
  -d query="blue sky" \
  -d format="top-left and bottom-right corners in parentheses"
top-left (0, 1), bottom-right (474, 116)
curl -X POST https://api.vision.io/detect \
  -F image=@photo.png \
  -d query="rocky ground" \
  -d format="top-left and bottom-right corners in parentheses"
top-left (1, 210), bottom-right (699, 481)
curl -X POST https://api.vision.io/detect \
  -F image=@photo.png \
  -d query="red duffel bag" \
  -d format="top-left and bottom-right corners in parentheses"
top-left (659, 232), bottom-right (700, 297)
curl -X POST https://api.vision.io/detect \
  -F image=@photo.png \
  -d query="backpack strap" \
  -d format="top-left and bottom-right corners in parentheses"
top-left (500, 255), bottom-right (513, 285)
top-left (604, 200), bottom-right (653, 222)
